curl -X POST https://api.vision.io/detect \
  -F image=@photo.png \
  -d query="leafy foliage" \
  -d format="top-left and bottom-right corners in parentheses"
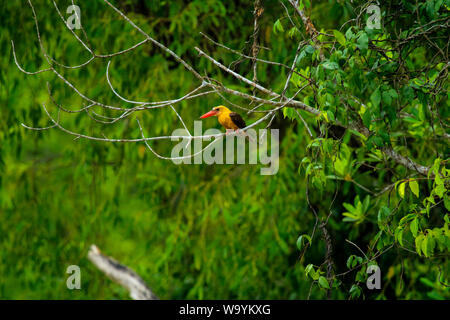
top-left (0, 0), bottom-right (448, 300)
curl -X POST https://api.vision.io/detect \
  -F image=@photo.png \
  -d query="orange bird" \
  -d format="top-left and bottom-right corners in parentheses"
top-left (200, 106), bottom-right (247, 133)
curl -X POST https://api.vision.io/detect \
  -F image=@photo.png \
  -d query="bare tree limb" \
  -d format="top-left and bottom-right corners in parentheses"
top-left (382, 147), bottom-right (432, 177)
top-left (251, 0), bottom-right (264, 93)
top-left (88, 245), bottom-right (158, 300)
top-left (195, 47), bottom-right (279, 98)
top-left (287, 0), bottom-right (325, 60)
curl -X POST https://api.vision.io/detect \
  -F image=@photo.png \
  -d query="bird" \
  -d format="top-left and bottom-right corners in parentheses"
top-left (200, 106), bottom-right (247, 133)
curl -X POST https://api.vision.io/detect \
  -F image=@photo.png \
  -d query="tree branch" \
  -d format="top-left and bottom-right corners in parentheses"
top-left (88, 245), bottom-right (158, 300)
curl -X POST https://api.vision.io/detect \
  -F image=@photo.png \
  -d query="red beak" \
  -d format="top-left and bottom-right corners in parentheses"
top-left (200, 110), bottom-right (218, 119)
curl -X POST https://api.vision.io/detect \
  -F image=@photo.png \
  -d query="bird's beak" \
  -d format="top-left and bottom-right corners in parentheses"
top-left (200, 110), bottom-right (218, 119)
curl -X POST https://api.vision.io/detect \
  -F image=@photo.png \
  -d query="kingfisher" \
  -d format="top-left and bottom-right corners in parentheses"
top-left (200, 106), bottom-right (247, 133)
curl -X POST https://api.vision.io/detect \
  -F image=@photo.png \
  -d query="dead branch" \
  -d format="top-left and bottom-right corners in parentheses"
top-left (88, 245), bottom-right (158, 300)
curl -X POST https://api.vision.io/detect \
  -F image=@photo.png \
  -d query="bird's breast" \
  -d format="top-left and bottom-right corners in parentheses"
top-left (218, 113), bottom-right (238, 130)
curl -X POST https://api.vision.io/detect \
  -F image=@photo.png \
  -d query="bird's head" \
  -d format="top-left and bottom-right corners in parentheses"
top-left (200, 105), bottom-right (230, 119)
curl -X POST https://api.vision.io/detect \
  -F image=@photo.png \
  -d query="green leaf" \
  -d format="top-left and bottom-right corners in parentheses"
top-left (349, 284), bottom-right (361, 299)
top-left (371, 87), bottom-right (381, 108)
top-left (415, 234), bottom-right (425, 256)
top-left (388, 89), bottom-right (399, 99)
top-left (273, 19), bottom-right (284, 34)
top-left (398, 182), bottom-right (406, 199)
top-left (377, 206), bottom-right (390, 227)
top-left (333, 30), bottom-right (346, 46)
top-left (428, 235), bottom-right (436, 255)
top-left (345, 27), bottom-right (355, 41)
top-left (382, 91), bottom-right (392, 106)
top-left (362, 109), bottom-right (372, 128)
top-left (362, 195), bottom-right (370, 212)
top-left (435, 0), bottom-right (444, 12)
top-left (288, 27), bottom-right (299, 39)
top-left (305, 264), bottom-right (319, 280)
top-left (305, 45), bottom-right (315, 54)
top-left (296, 234), bottom-right (312, 250)
top-left (410, 218), bottom-right (419, 237)
top-left (409, 180), bottom-right (419, 198)
top-left (318, 276), bottom-right (330, 289)
top-left (420, 277), bottom-right (435, 288)
top-left (305, 264), bottom-right (313, 275)
top-left (346, 256), bottom-right (352, 269)
top-left (322, 62), bottom-right (339, 70)
top-left (435, 184), bottom-right (446, 198)
top-left (326, 110), bottom-right (335, 122)
top-left (395, 227), bottom-right (404, 246)
top-left (283, 107), bottom-right (295, 119)
top-left (346, 255), bottom-right (360, 269)
top-left (444, 194), bottom-right (450, 211)
top-left (399, 213), bottom-right (416, 226)
top-left (298, 0), bottom-right (305, 10)
top-left (310, 270), bottom-right (320, 280)
top-left (355, 269), bottom-right (366, 282)
top-left (301, 0), bottom-right (311, 9)
top-left (356, 32), bottom-right (369, 52)
top-left (422, 236), bottom-right (429, 257)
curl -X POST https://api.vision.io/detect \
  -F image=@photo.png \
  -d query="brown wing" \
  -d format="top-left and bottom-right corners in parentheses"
top-left (229, 112), bottom-right (246, 129)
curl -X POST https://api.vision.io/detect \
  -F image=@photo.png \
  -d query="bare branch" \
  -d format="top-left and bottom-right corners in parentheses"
top-left (11, 40), bottom-right (52, 75)
top-left (102, 0), bottom-right (203, 81)
top-left (287, 0), bottom-right (325, 60)
top-left (251, 0), bottom-right (264, 90)
top-left (382, 147), bottom-right (432, 177)
top-left (196, 47), bottom-right (279, 98)
top-left (200, 32), bottom-right (311, 83)
top-left (88, 245), bottom-right (158, 300)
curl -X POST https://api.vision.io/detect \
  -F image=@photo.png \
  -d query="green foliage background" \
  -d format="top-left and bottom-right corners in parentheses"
top-left (0, 0), bottom-right (448, 299)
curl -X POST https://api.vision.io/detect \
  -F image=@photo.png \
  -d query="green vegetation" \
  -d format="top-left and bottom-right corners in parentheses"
top-left (0, 0), bottom-right (448, 299)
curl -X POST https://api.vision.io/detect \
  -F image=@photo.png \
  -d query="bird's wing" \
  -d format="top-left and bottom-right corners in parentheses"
top-left (229, 112), bottom-right (246, 129)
